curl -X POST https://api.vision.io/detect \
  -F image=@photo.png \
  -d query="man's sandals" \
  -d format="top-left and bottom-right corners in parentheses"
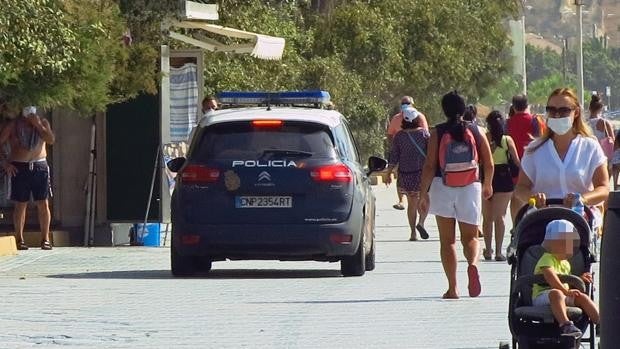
top-left (17, 240), bottom-right (28, 250)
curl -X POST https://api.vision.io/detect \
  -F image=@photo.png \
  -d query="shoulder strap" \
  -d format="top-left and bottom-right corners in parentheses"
top-left (466, 122), bottom-right (481, 151)
top-left (405, 132), bottom-right (426, 158)
top-left (502, 135), bottom-right (511, 157)
top-left (601, 119), bottom-right (611, 138)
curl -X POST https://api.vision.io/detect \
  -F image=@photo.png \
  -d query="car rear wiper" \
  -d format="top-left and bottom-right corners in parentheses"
top-left (260, 149), bottom-right (314, 158)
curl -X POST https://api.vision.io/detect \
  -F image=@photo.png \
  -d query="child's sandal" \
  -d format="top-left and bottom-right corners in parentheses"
top-left (41, 240), bottom-right (53, 250)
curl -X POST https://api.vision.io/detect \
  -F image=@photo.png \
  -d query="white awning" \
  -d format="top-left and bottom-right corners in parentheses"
top-left (169, 20), bottom-right (285, 60)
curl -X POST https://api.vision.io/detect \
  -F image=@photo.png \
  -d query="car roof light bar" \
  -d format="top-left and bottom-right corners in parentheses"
top-left (217, 90), bottom-right (331, 107)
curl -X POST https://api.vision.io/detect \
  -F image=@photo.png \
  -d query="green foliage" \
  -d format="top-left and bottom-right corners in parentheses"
top-left (526, 44), bottom-right (564, 83)
top-left (584, 39), bottom-right (620, 109)
top-left (1, 0), bottom-right (521, 157)
top-left (201, 0), bottom-right (518, 158)
top-left (527, 73), bottom-right (573, 106)
top-left (0, 0), bottom-right (160, 113)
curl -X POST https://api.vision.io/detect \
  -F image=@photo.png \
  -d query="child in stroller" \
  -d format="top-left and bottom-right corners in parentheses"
top-left (506, 200), bottom-right (599, 349)
top-left (531, 219), bottom-right (599, 338)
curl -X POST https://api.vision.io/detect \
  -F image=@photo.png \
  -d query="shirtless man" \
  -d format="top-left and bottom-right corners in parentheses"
top-left (0, 105), bottom-right (55, 250)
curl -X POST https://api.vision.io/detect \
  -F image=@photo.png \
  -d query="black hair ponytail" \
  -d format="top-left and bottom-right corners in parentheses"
top-left (442, 90), bottom-right (467, 142)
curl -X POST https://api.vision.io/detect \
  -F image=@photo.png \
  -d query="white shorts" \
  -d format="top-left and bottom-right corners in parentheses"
top-left (532, 289), bottom-right (575, 307)
top-left (428, 177), bottom-right (481, 225)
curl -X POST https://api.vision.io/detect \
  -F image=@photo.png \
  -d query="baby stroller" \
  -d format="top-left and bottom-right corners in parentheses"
top-left (505, 199), bottom-right (598, 349)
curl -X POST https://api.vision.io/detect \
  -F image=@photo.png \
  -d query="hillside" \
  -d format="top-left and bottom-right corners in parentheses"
top-left (525, 0), bottom-right (620, 48)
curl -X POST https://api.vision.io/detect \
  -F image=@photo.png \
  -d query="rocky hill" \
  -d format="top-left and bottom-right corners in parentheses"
top-left (525, 0), bottom-right (620, 47)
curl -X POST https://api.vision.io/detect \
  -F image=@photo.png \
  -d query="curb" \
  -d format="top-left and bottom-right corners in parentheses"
top-left (0, 236), bottom-right (17, 257)
top-left (0, 231), bottom-right (71, 247)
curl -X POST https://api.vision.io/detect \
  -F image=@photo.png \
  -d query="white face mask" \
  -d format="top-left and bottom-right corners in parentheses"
top-left (546, 116), bottom-right (573, 135)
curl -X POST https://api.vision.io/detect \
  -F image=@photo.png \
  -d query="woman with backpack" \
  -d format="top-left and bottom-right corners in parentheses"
top-left (419, 91), bottom-right (494, 299)
top-left (385, 105), bottom-right (430, 241)
top-left (482, 111), bottom-right (520, 262)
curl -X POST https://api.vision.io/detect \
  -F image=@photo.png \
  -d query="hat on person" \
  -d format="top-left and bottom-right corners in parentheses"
top-left (544, 219), bottom-right (579, 241)
top-left (402, 105), bottom-right (419, 122)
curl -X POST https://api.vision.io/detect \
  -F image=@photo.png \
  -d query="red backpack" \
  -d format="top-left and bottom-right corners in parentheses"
top-left (438, 125), bottom-right (479, 187)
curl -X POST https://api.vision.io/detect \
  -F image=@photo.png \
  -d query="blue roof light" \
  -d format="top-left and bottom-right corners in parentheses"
top-left (217, 90), bottom-right (331, 106)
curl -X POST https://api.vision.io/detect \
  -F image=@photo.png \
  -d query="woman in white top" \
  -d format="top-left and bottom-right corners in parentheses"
top-left (514, 88), bottom-right (609, 230)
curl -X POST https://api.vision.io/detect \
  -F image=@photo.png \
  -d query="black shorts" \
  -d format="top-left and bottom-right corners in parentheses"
top-left (492, 164), bottom-right (515, 193)
top-left (10, 161), bottom-right (51, 202)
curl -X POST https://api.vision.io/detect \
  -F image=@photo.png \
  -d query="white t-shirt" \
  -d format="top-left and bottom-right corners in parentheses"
top-left (521, 135), bottom-right (606, 204)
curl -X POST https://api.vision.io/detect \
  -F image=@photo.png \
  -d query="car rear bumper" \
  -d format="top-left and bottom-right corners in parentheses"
top-left (172, 221), bottom-right (362, 261)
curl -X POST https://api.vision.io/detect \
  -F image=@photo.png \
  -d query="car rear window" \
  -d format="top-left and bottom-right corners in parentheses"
top-left (191, 121), bottom-right (337, 161)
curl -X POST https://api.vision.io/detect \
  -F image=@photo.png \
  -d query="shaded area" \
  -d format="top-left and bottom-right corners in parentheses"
top-left (47, 268), bottom-right (343, 280)
top-left (247, 294), bottom-right (509, 305)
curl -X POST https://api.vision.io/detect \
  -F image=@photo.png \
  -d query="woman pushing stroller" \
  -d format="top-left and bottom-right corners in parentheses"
top-left (512, 87), bottom-right (608, 339)
top-left (513, 87), bottom-right (609, 236)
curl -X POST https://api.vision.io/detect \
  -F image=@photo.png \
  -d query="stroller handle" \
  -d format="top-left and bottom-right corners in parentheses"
top-left (515, 198), bottom-right (594, 228)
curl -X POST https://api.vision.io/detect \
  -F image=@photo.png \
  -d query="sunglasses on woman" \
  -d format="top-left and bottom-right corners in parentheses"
top-left (545, 106), bottom-right (575, 116)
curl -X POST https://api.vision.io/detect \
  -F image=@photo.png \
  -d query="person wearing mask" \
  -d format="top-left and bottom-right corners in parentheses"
top-left (482, 111), bottom-right (520, 262)
top-left (386, 96), bottom-right (429, 210)
top-left (385, 105), bottom-right (430, 241)
top-left (514, 88), bottom-right (609, 236)
top-left (419, 91), bottom-right (494, 299)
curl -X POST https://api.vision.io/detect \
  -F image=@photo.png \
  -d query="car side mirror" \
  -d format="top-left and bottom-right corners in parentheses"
top-left (167, 157), bottom-right (186, 172)
top-left (367, 156), bottom-right (387, 175)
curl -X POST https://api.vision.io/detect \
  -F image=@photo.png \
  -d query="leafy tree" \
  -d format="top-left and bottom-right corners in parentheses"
top-left (584, 39), bottom-right (620, 110)
top-left (526, 44), bottom-right (563, 84)
top-left (1, 0), bottom-right (523, 159)
top-left (0, 0), bottom-right (158, 112)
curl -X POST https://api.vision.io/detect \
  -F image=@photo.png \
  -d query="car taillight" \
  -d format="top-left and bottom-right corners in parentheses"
top-left (310, 164), bottom-right (352, 182)
top-left (181, 165), bottom-right (220, 183)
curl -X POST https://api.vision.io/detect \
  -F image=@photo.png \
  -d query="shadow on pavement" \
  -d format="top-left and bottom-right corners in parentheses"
top-left (47, 269), bottom-right (343, 279)
top-left (248, 294), bottom-right (508, 304)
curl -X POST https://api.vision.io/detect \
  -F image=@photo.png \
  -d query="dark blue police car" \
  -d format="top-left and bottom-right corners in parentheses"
top-left (166, 91), bottom-right (387, 276)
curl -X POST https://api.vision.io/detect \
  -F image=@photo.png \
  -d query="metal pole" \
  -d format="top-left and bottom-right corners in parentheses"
top-left (521, 13), bottom-right (527, 95)
top-left (601, 192), bottom-right (620, 348)
top-left (560, 38), bottom-right (566, 83)
top-left (576, 0), bottom-right (585, 109)
top-left (141, 146), bottom-right (160, 245)
top-left (83, 120), bottom-right (96, 246)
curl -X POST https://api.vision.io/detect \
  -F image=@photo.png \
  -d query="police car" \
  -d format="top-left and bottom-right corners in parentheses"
top-left (166, 91), bottom-right (387, 276)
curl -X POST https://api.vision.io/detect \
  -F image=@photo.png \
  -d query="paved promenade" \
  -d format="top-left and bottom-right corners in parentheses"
top-left (0, 184), bottom-right (598, 348)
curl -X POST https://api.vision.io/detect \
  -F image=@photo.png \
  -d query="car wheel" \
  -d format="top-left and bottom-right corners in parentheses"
top-left (365, 236), bottom-right (375, 271)
top-left (197, 256), bottom-right (213, 272)
top-left (171, 243), bottom-right (197, 277)
top-left (341, 230), bottom-right (365, 277)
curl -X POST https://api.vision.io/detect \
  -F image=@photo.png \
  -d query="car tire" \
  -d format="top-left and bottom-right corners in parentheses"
top-left (365, 236), bottom-right (375, 271)
top-left (197, 256), bottom-right (213, 272)
top-left (171, 243), bottom-right (197, 277)
top-left (340, 231), bottom-right (365, 277)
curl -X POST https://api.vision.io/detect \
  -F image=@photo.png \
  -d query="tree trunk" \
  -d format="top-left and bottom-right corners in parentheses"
top-left (311, 0), bottom-right (336, 14)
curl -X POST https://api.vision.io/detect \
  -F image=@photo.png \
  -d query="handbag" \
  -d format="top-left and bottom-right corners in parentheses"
top-left (504, 136), bottom-right (520, 178)
top-left (598, 119), bottom-right (614, 160)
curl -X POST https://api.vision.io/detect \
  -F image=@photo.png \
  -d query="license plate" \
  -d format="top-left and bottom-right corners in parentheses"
top-left (235, 196), bottom-right (292, 208)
